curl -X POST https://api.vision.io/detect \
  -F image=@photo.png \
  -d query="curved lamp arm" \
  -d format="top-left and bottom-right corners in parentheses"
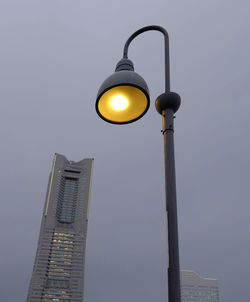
top-left (123, 25), bottom-right (170, 92)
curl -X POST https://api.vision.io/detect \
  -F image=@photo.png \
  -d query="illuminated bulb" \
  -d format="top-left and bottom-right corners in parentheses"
top-left (110, 95), bottom-right (129, 111)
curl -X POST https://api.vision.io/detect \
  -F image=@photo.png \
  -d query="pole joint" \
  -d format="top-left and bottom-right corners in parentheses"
top-left (161, 125), bottom-right (174, 134)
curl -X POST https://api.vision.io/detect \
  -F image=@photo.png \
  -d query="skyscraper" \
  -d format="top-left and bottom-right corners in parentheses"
top-left (27, 154), bottom-right (94, 302)
top-left (180, 270), bottom-right (219, 302)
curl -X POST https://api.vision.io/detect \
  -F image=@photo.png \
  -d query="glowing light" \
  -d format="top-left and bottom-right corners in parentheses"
top-left (110, 95), bottom-right (129, 111)
top-left (97, 85), bottom-right (149, 124)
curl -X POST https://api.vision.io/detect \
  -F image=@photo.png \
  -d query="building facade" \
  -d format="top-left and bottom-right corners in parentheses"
top-left (180, 270), bottom-right (219, 302)
top-left (27, 154), bottom-right (94, 302)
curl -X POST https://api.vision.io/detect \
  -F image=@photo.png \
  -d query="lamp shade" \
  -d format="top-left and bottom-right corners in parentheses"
top-left (96, 59), bottom-right (150, 124)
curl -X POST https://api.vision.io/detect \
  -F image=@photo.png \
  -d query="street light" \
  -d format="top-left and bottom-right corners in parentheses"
top-left (95, 25), bottom-right (181, 302)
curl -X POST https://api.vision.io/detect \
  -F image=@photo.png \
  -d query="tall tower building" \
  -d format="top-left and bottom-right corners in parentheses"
top-left (27, 154), bottom-right (94, 302)
top-left (180, 270), bottom-right (219, 302)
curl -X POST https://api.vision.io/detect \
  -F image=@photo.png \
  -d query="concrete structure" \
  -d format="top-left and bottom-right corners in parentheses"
top-left (27, 154), bottom-right (94, 302)
top-left (180, 270), bottom-right (219, 302)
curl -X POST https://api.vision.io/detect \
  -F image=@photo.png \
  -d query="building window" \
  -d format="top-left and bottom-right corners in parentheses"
top-left (56, 177), bottom-right (78, 223)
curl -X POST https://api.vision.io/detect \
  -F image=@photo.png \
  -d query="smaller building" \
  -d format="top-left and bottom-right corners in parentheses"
top-left (180, 270), bottom-right (219, 302)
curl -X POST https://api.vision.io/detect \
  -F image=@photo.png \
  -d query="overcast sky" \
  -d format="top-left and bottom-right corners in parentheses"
top-left (0, 1), bottom-right (250, 302)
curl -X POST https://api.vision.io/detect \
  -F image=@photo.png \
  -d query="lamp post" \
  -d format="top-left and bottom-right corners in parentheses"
top-left (95, 25), bottom-right (181, 302)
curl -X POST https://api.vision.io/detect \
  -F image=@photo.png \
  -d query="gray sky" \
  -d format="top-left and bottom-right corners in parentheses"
top-left (0, 0), bottom-right (250, 301)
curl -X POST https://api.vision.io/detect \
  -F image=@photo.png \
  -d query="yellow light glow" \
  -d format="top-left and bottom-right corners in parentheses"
top-left (110, 95), bottom-right (129, 111)
top-left (97, 85), bottom-right (148, 123)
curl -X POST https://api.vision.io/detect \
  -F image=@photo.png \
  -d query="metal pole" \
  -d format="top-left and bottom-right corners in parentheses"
top-left (162, 109), bottom-right (181, 302)
top-left (123, 25), bottom-right (181, 302)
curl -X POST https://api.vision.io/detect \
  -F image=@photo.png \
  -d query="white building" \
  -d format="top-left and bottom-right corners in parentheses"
top-left (180, 270), bottom-right (219, 302)
top-left (26, 154), bottom-right (94, 302)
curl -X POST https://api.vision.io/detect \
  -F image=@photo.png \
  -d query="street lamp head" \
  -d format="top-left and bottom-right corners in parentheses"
top-left (96, 58), bottom-right (150, 124)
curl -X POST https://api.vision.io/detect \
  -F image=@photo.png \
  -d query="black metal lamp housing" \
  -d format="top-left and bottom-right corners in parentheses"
top-left (96, 58), bottom-right (150, 124)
